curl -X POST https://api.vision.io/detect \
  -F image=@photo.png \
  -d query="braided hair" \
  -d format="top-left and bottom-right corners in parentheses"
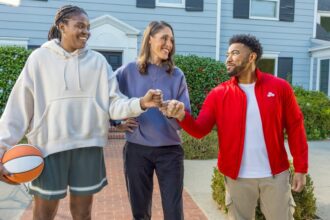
top-left (48, 5), bottom-right (88, 40)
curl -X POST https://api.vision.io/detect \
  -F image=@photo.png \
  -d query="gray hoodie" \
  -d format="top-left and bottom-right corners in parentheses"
top-left (0, 39), bottom-right (143, 156)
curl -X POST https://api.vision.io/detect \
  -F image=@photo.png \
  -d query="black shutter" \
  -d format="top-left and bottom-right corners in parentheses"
top-left (279, 0), bottom-right (295, 22)
top-left (320, 59), bottom-right (330, 95)
top-left (318, 0), bottom-right (330, 11)
top-left (233, 0), bottom-right (249, 19)
top-left (185, 0), bottom-right (203, 11)
top-left (277, 57), bottom-right (293, 83)
top-left (136, 0), bottom-right (155, 8)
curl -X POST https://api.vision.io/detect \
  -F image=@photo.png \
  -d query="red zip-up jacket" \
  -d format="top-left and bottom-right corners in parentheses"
top-left (180, 69), bottom-right (308, 179)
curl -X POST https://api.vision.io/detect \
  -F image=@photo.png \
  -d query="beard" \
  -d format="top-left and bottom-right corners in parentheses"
top-left (227, 58), bottom-right (249, 77)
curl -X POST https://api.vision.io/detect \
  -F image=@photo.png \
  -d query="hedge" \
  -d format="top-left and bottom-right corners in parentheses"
top-left (293, 86), bottom-right (330, 140)
top-left (0, 46), bottom-right (31, 115)
top-left (181, 130), bottom-right (218, 160)
top-left (174, 54), bottom-right (229, 117)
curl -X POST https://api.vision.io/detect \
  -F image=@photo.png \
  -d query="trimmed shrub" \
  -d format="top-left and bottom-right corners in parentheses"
top-left (211, 166), bottom-right (317, 220)
top-left (0, 46), bottom-right (31, 115)
top-left (181, 130), bottom-right (218, 160)
top-left (175, 55), bottom-right (229, 117)
top-left (294, 86), bottom-right (330, 140)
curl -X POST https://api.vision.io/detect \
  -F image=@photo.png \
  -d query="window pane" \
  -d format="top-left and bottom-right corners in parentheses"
top-left (258, 58), bottom-right (275, 75)
top-left (320, 59), bottom-right (329, 95)
top-left (321, 16), bottom-right (330, 33)
top-left (159, 0), bottom-right (182, 4)
top-left (251, 0), bottom-right (277, 18)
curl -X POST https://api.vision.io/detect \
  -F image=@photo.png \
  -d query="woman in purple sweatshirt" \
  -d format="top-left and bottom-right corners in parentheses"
top-left (114, 21), bottom-right (191, 220)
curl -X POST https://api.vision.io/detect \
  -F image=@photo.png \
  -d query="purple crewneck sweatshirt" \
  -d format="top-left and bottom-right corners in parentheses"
top-left (115, 61), bottom-right (191, 147)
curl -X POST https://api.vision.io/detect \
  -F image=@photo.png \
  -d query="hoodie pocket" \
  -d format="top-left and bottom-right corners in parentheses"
top-left (26, 97), bottom-right (109, 145)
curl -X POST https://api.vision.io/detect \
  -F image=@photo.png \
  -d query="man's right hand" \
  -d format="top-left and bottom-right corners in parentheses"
top-left (0, 145), bottom-right (18, 185)
top-left (159, 100), bottom-right (186, 121)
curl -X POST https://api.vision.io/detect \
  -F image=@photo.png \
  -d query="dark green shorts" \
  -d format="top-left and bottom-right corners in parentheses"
top-left (28, 147), bottom-right (107, 200)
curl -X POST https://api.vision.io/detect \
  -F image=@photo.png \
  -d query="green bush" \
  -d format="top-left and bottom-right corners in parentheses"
top-left (294, 86), bottom-right (330, 140)
top-left (0, 46), bottom-right (31, 115)
top-left (181, 130), bottom-right (218, 160)
top-left (175, 55), bottom-right (229, 117)
top-left (211, 166), bottom-right (317, 220)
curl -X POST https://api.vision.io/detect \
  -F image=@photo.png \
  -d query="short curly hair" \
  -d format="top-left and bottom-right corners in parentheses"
top-left (229, 34), bottom-right (263, 62)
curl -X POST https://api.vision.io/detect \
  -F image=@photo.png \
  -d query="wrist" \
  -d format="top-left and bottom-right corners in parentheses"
top-left (139, 98), bottom-right (147, 110)
top-left (177, 111), bottom-right (186, 121)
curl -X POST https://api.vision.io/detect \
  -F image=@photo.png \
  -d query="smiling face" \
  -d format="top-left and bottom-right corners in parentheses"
top-left (226, 43), bottom-right (254, 77)
top-left (58, 13), bottom-right (90, 52)
top-left (149, 26), bottom-right (173, 65)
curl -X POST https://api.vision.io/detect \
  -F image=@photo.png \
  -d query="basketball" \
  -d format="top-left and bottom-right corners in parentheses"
top-left (1, 144), bottom-right (44, 183)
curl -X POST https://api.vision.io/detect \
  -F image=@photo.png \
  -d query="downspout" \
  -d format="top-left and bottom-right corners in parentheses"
top-left (310, 0), bottom-right (318, 90)
top-left (309, 56), bottom-right (314, 90)
top-left (312, 0), bottom-right (317, 38)
top-left (215, 0), bottom-right (221, 61)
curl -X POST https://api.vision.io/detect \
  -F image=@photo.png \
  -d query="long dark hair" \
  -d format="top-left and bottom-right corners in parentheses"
top-left (137, 21), bottom-right (176, 74)
top-left (48, 5), bottom-right (88, 40)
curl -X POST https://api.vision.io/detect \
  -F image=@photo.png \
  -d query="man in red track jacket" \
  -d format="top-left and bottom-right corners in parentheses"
top-left (160, 34), bottom-right (308, 220)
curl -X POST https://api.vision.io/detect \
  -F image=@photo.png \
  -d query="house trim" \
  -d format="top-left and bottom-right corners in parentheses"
top-left (309, 57), bottom-right (314, 90)
top-left (88, 15), bottom-right (140, 65)
top-left (215, 0), bottom-right (221, 61)
top-left (313, 0), bottom-right (318, 38)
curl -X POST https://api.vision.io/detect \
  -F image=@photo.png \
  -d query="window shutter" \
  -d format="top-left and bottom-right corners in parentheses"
top-left (279, 0), bottom-right (295, 22)
top-left (320, 59), bottom-right (329, 94)
top-left (185, 0), bottom-right (203, 11)
top-left (318, 0), bottom-right (330, 11)
top-left (233, 0), bottom-right (249, 19)
top-left (136, 0), bottom-right (155, 8)
top-left (277, 57), bottom-right (293, 83)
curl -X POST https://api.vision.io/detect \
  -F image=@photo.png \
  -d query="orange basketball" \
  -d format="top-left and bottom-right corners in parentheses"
top-left (1, 144), bottom-right (44, 183)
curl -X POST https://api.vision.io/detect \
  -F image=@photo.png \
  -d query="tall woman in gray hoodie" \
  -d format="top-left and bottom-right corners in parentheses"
top-left (0, 5), bottom-right (162, 220)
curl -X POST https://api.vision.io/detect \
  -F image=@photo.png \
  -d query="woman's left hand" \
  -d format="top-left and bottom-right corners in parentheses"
top-left (115, 118), bottom-right (138, 132)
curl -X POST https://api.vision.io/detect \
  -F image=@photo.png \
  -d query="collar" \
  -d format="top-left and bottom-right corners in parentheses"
top-left (230, 68), bottom-right (263, 85)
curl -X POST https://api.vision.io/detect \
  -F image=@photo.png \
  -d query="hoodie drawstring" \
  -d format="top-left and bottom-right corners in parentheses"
top-left (76, 56), bottom-right (82, 91)
top-left (42, 39), bottom-right (85, 91)
top-left (63, 61), bottom-right (68, 90)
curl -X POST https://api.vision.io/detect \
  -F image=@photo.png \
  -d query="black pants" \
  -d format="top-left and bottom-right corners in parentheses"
top-left (123, 142), bottom-right (184, 220)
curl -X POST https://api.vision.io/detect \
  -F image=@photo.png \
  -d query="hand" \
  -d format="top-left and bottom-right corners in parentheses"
top-left (116, 118), bottom-right (138, 132)
top-left (159, 100), bottom-right (185, 121)
top-left (140, 89), bottom-right (163, 110)
top-left (291, 172), bottom-right (306, 192)
top-left (0, 145), bottom-right (18, 185)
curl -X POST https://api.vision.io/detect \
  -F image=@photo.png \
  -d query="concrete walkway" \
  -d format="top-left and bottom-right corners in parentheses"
top-left (0, 140), bottom-right (329, 220)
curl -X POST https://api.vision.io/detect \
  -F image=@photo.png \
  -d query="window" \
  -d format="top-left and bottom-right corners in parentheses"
top-left (257, 54), bottom-right (278, 76)
top-left (250, 0), bottom-right (279, 20)
top-left (156, 0), bottom-right (185, 8)
top-left (137, 0), bottom-right (203, 11)
top-left (258, 58), bottom-right (276, 75)
top-left (98, 51), bottom-right (123, 71)
top-left (319, 59), bottom-right (330, 96)
top-left (320, 16), bottom-right (330, 33)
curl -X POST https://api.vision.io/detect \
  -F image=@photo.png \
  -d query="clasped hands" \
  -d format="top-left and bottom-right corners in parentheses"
top-left (139, 89), bottom-right (185, 120)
